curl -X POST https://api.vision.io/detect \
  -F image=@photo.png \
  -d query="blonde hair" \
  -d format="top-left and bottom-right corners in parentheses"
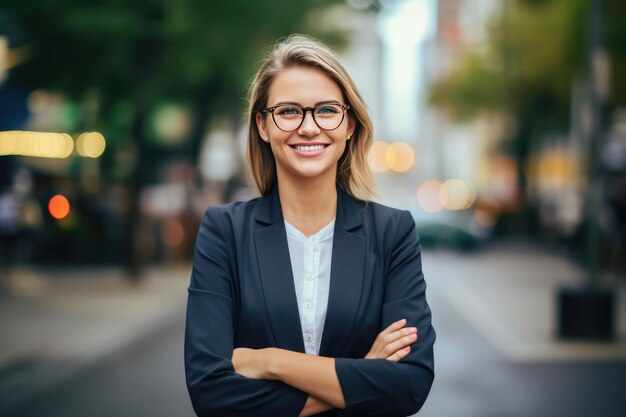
top-left (246, 34), bottom-right (375, 201)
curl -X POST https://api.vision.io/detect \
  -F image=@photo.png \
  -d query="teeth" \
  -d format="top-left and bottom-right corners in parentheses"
top-left (295, 145), bottom-right (325, 151)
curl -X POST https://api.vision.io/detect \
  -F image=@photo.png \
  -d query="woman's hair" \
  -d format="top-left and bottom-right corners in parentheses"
top-left (246, 34), bottom-right (375, 201)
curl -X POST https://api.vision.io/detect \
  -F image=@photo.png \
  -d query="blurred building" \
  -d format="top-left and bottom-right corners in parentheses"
top-left (421, 0), bottom-right (503, 188)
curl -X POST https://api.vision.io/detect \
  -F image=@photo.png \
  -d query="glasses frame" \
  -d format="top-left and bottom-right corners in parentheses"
top-left (260, 103), bottom-right (351, 132)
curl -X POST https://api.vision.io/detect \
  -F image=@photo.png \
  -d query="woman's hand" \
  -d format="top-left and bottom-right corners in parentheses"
top-left (232, 347), bottom-right (272, 379)
top-left (365, 318), bottom-right (417, 361)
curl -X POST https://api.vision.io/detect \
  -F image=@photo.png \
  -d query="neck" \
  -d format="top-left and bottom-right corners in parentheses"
top-left (277, 174), bottom-right (338, 237)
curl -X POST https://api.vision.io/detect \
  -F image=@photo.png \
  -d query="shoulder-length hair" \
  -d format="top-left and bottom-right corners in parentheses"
top-left (246, 34), bottom-right (375, 201)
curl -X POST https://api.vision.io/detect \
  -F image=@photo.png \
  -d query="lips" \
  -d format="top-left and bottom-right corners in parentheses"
top-left (289, 144), bottom-right (329, 152)
top-left (288, 143), bottom-right (330, 157)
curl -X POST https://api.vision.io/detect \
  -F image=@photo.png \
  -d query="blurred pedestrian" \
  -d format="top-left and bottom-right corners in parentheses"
top-left (185, 35), bottom-right (435, 416)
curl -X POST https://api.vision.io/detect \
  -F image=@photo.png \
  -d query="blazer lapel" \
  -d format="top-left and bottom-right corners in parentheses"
top-left (253, 187), bottom-right (305, 353)
top-left (319, 188), bottom-right (366, 357)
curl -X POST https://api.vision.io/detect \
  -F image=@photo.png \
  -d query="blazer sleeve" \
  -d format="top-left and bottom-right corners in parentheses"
top-left (184, 206), bottom-right (309, 417)
top-left (334, 210), bottom-right (436, 417)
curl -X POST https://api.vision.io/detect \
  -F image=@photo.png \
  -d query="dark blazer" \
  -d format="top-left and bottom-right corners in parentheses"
top-left (185, 186), bottom-right (435, 417)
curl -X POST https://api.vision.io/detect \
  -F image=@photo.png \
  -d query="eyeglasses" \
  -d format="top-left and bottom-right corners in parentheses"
top-left (260, 103), bottom-right (350, 132)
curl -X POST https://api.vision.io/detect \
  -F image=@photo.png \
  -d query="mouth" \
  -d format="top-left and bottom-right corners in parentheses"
top-left (289, 143), bottom-right (330, 152)
top-left (288, 143), bottom-right (331, 156)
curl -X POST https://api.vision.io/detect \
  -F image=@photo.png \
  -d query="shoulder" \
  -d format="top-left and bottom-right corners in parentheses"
top-left (361, 200), bottom-right (414, 229)
top-left (350, 199), bottom-right (417, 249)
top-left (198, 197), bottom-right (263, 238)
top-left (203, 195), bottom-right (264, 220)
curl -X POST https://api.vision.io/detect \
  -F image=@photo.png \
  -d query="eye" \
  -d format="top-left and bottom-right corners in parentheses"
top-left (316, 105), bottom-right (340, 115)
top-left (276, 106), bottom-right (302, 116)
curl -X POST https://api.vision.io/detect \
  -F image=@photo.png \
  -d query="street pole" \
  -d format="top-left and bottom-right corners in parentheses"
top-left (586, 0), bottom-right (609, 288)
top-left (557, 0), bottom-right (614, 341)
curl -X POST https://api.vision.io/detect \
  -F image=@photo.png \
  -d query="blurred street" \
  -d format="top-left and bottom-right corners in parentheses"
top-left (1, 243), bottom-right (624, 417)
top-left (2, 0), bottom-right (626, 415)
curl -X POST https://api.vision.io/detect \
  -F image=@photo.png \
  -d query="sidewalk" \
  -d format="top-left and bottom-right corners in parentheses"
top-left (424, 243), bottom-right (626, 362)
top-left (0, 264), bottom-right (191, 415)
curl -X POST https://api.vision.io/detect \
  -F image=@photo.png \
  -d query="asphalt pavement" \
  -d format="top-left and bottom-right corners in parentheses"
top-left (0, 243), bottom-right (624, 417)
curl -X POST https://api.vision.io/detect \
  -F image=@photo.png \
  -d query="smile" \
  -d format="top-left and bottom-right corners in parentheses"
top-left (290, 144), bottom-right (329, 152)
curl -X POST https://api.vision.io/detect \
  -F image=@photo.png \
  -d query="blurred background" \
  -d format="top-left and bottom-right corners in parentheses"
top-left (0, 0), bottom-right (625, 416)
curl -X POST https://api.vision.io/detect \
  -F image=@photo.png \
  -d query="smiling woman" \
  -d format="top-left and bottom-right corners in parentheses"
top-left (255, 66), bottom-right (354, 185)
top-left (184, 35), bottom-right (435, 417)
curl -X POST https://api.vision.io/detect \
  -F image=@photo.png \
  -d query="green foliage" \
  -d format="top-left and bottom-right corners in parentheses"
top-left (428, 0), bottom-right (590, 127)
top-left (5, 0), bottom-right (347, 111)
top-left (429, 52), bottom-right (506, 121)
top-left (606, 0), bottom-right (626, 58)
top-left (606, 0), bottom-right (626, 107)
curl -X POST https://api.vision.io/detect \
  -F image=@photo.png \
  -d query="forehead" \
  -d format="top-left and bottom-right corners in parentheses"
top-left (268, 66), bottom-right (343, 105)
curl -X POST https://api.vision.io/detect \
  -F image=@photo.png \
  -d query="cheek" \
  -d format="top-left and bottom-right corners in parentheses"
top-left (339, 142), bottom-right (349, 158)
top-left (268, 135), bottom-right (288, 156)
top-left (335, 136), bottom-right (349, 152)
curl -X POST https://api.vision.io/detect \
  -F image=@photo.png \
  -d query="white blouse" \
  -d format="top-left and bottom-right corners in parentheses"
top-left (284, 218), bottom-right (335, 355)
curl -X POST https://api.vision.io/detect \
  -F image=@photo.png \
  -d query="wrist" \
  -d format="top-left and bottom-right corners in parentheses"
top-left (264, 347), bottom-right (280, 380)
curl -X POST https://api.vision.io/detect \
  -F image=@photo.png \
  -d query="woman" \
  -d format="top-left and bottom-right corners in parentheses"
top-left (185, 35), bottom-right (435, 417)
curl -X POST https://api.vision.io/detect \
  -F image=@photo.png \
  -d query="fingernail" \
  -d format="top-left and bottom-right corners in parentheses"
top-left (404, 346), bottom-right (411, 351)
top-left (409, 327), bottom-right (417, 333)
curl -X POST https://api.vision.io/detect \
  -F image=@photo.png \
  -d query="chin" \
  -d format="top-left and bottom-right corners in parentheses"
top-left (295, 169), bottom-right (329, 179)
top-left (286, 164), bottom-right (336, 180)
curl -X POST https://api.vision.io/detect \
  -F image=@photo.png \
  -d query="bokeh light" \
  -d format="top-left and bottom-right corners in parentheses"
top-left (473, 198), bottom-right (501, 227)
top-left (440, 179), bottom-right (476, 210)
top-left (48, 195), bottom-right (70, 219)
top-left (76, 132), bottom-right (106, 158)
top-left (0, 131), bottom-right (74, 158)
top-left (368, 140), bottom-right (416, 173)
top-left (368, 140), bottom-right (391, 172)
top-left (61, 133), bottom-right (74, 158)
top-left (417, 180), bottom-right (444, 213)
top-left (386, 141), bottom-right (416, 173)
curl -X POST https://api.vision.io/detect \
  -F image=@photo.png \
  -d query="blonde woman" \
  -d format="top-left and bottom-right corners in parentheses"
top-left (185, 35), bottom-right (435, 417)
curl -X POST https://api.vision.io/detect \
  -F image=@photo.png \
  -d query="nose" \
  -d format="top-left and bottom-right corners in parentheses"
top-left (298, 109), bottom-right (320, 137)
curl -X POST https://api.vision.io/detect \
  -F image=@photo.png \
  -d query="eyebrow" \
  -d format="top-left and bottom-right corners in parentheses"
top-left (272, 99), bottom-right (342, 107)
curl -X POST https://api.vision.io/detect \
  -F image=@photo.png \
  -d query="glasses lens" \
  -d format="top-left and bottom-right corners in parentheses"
top-left (314, 104), bottom-right (344, 130)
top-left (273, 106), bottom-right (304, 131)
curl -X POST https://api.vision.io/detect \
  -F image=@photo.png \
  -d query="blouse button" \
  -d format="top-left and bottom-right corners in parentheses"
top-left (306, 273), bottom-right (314, 281)
top-left (304, 333), bottom-right (313, 342)
top-left (304, 302), bottom-right (313, 309)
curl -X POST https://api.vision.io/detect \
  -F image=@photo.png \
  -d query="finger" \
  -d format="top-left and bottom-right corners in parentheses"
top-left (386, 346), bottom-right (411, 362)
top-left (380, 318), bottom-right (407, 336)
top-left (382, 326), bottom-right (417, 347)
top-left (367, 320), bottom-right (407, 357)
top-left (367, 320), bottom-right (413, 359)
top-left (382, 332), bottom-right (417, 356)
top-left (368, 328), bottom-right (416, 359)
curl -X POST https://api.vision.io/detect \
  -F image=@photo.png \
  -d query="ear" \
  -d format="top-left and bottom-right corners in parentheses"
top-left (256, 112), bottom-right (269, 141)
top-left (347, 114), bottom-right (356, 139)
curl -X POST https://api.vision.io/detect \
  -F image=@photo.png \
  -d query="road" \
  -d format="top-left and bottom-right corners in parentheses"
top-left (3, 247), bottom-right (625, 417)
top-left (7, 315), bottom-right (196, 417)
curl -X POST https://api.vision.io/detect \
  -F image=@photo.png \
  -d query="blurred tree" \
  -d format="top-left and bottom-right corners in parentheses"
top-left (428, 0), bottom-right (626, 232)
top-left (3, 0), bottom-right (347, 278)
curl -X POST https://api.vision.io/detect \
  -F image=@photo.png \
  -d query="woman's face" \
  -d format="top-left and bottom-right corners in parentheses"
top-left (256, 66), bottom-right (355, 184)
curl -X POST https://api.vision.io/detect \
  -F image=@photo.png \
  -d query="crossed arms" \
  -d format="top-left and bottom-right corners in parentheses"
top-left (185, 207), bottom-right (435, 417)
top-left (230, 318), bottom-right (417, 416)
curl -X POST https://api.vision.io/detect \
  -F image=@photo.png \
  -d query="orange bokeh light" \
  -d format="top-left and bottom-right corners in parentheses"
top-left (48, 195), bottom-right (70, 219)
